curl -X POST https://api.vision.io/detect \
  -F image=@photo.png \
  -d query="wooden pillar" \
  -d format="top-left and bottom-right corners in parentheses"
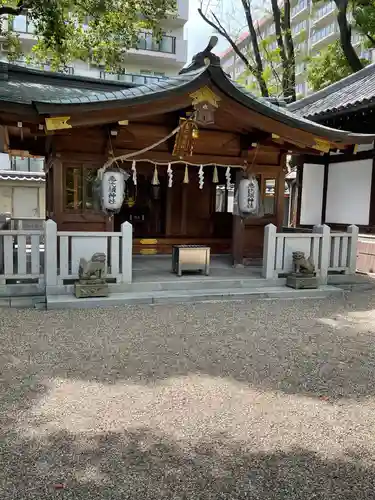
top-left (180, 184), bottom-right (188, 235)
top-left (52, 156), bottom-right (63, 228)
top-left (276, 156), bottom-right (286, 229)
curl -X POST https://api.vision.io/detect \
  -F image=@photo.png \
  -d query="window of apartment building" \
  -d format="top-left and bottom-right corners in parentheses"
top-left (296, 82), bottom-right (305, 95)
top-left (291, 0), bottom-right (308, 17)
top-left (10, 156), bottom-right (44, 172)
top-left (268, 40), bottom-right (278, 51)
top-left (295, 41), bottom-right (307, 54)
top-left (295, 62), bottom-right (305, 74)
top-left (313, 1), bottom-right (335, 20)
top-left (292, 19), bottom-right (307, 35)
top-left (311, 22), bottom-right (336, 44)
top-left (11, 15), bottom-right (35, 34)
top-left (361, 49), bottom-right (371, 60)
top-left (352, 31), bottom-right (363, 44)
top-left (137, 32), bottom-right (176, 54)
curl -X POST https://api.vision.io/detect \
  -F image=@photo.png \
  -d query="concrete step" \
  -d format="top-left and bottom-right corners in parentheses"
top-left (46, 285), bottom-right (343, 310)
top-left (127, 277), bottom-right (286, 293)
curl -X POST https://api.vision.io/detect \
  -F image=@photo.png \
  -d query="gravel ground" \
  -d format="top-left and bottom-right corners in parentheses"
top-left (1, 292), bottom-right (375, 499)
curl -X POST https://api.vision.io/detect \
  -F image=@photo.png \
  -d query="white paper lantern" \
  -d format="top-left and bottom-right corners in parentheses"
top-left (238, 177), bottom-right (260, 214)
top-left (101, 169), bottom-right (126, 212)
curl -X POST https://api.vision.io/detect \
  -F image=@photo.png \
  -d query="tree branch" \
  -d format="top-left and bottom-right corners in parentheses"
top-left (0, 1), bottom-right (32, 16)
top-left (255, 23), bottom-right (283, 90)
top-left (198, 7), bottom-right (256, 75)
top-left (239, 0), bottom-right (269, 96)
top-left (365, 32), bottom-right (375, 47)
top-left (334, 0), bottom-right (363, 72)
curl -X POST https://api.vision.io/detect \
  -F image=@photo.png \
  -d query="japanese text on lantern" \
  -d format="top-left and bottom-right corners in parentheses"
top-left (248, 181), bottom-right (255, 209)
top-left (108, 175), bottom-right (117, 205)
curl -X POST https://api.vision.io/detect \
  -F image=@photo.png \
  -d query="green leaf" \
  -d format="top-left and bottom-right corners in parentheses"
top-left (0, 0), bottom-right (177, 70)
top-left (307, 39), bottom-right (369, 91)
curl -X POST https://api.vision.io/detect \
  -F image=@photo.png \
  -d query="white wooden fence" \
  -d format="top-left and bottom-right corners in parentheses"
top-left (262, 223), bottom-right (359, 281)
top-left (0, 220), bottom-right (359, 296)
top-left (45, 220), bottom-right (132, 295)
top-left (0, 229), bottom-right (45, 288)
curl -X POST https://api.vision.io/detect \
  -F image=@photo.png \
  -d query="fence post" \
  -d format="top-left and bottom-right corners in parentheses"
top-left (313, 224), bottom-right (330, 284)
top-left (347, 224), bottom-right (359, 274)
top-left (262, 223), bottom-right (277, 279)
top-left (121, 221), bottom-right (133, 284)
top-left (44, 219), bottom-right (58, 291)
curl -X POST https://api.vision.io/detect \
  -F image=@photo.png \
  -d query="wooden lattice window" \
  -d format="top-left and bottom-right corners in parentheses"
top-left (64, 166), bottom-right (97, 211)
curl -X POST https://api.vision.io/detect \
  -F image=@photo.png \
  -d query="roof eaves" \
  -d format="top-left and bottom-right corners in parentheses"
top-left (288, 62), bottom-right (375, 112)
top-left (207, 66), bottom-right (375, 144)
top-left (32, 66), bottom-right (209, 114)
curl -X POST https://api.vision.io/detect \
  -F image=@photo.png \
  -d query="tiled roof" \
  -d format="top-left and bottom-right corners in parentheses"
top-left (288, 62), bottom-right (375, 119)
top-left (0, 170), bottom-right (45, 182)
top-left (0, 62), bottom-right (204, 106)
top-left (1, 61), bottom-right (375, 146)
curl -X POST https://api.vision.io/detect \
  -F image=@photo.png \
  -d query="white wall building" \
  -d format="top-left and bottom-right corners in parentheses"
top-left (221, 0), bottom-right (373, 99)
top-left (0, 2), bottom-right (189, 222)
top-left (0, 0), bottom-right (189, 84)
top-left (0, 153), bottom-right (45, 222)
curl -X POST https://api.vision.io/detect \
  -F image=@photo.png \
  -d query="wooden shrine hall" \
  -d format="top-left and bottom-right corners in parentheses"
top-left (0, 39), bottom-right (374, 263)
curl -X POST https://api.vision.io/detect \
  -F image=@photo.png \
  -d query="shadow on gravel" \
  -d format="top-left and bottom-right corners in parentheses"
top-left (2, 296), bottom-right (375, 403)
top-left (0, 427), bottom-right (374, 499)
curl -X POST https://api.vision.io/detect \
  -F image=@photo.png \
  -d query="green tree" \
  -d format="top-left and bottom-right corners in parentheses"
top-left (307, 39), bottom-right (369, 91)
top-left (0, 0), bottom-right (176, 70)
top-left (307, 0), bottom-right (375, 91)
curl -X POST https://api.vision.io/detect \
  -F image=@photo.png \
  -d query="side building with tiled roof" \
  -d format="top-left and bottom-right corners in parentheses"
top-left (286, 62), bottom-right (375, 273)
top-left (0, 63), bottom-right (141, 227)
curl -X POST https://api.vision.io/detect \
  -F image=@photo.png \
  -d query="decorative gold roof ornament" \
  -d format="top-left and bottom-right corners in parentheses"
top-left (45, 116), bottom-right (72, 131)
top-left (313, 138), bottom-right (331, 153)
top-left (189, 86), bottom-right (221, 126)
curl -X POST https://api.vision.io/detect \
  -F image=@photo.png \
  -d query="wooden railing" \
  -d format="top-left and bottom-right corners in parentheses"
top-left (0, 229), bottom-right (44, 287)
top-left (44, 220), bottom-right (133, 294)
top-left (263, 224), bottom-right (359, 281)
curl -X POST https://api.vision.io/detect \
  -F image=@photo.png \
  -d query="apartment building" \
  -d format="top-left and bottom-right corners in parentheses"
top-left (0, 1), bottom-right (189, 221)
top-left (0, 0), bottom-right (189, 85)
top-left (221, 0), bottom-right (373, 99)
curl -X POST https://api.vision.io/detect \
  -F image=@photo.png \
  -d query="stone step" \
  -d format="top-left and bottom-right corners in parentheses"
top-left (126, 277), bottom-right (286, 293)
top-left (46, 285), bottom-right (343, 310)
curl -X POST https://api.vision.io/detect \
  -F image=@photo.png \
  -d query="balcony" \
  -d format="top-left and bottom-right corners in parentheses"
top-left (100, 71), bottom-right (167, 85)
top-left (312, 1), bottom-right (336, 25)
top-left (136, 32), bottom-right (176, 54)
top-left (310, 22), bottom-right (338, 47)
top-left (291, 0), bottom-right (309, 19)
top-left (9, 17), bottom-right (177, 55)
top-left (10, 15), bottom-right (35, 35)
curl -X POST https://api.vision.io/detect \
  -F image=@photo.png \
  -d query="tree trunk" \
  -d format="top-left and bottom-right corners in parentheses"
top-left (198, 6), bottom-right (269, 98)
top-left (240, 0), bottom-right (269, 97)
top-left (271, 0), bottom-right (296, 101)
top-left (335, 0), bottom-right (363, 72)
top-left (283, 0), bottom-right (296, 102)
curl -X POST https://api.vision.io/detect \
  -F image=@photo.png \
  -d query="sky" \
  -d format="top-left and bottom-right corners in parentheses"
top-left (185, 0), bottom-right (231, 60)
top-left (185, 0), bottom-right (267, 61)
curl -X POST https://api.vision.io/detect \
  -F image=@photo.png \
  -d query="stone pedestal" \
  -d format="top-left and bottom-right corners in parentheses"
top-left (74, 279), bottom-right (109, 298)
top-left (286, 273), bottom-right (318, 290)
